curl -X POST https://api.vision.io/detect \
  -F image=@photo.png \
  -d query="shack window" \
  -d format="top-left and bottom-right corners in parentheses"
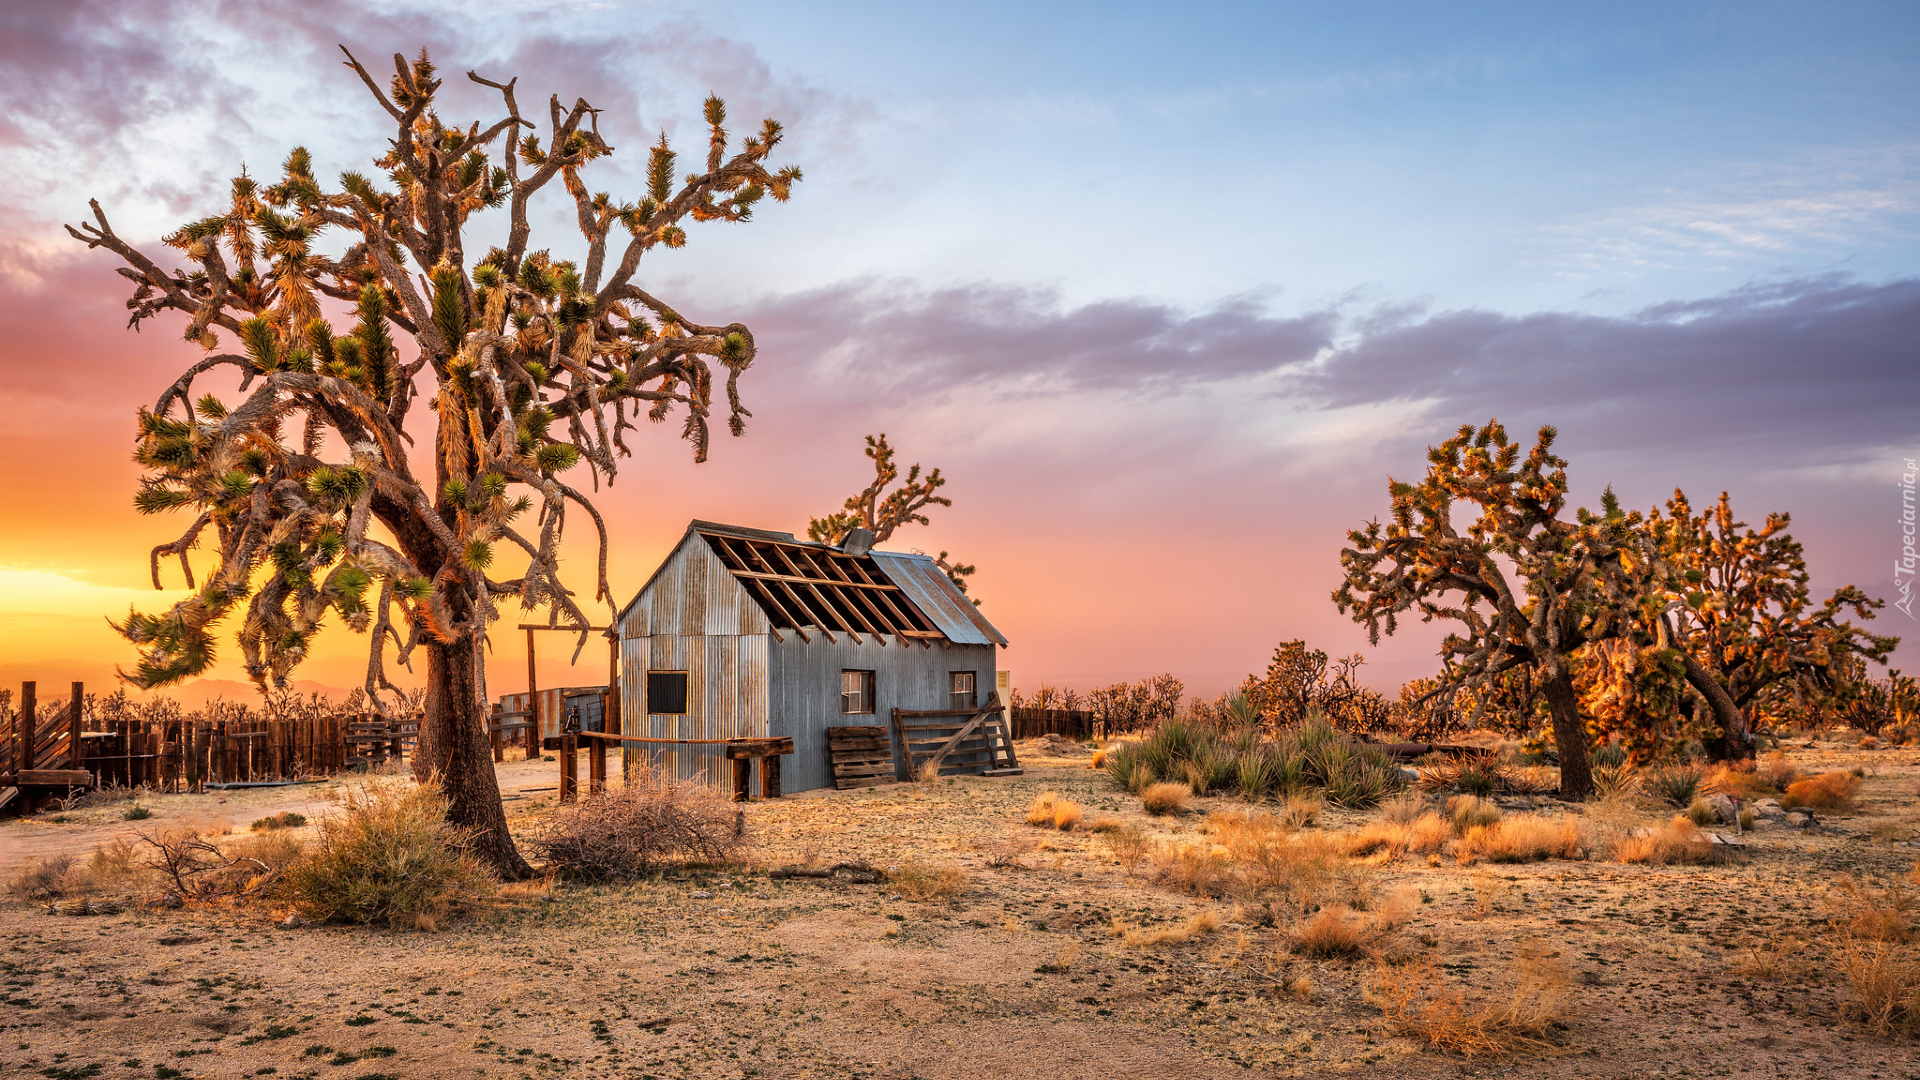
top-left (647, 671), bottom-right (689, 715)
top-left (949, 671), bottom-right (977, 711)
top-left (841, 670), bottom-right (875, 715)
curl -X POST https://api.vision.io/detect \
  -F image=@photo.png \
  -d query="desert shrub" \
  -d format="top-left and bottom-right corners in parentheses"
top-left (1783, 771), bottom-right (1862, 811)
top-left (1155, 843), bottom-right (1232, 897)
top-left (286, 782), bottom-right (494, 928)
top-left (123, 804), bottom-right (153, 821)
top-left (1591, 763), bottom-right (1638, 800)
top-left (1105, 711), bottom-right (1398, 806)
top-left (7, 855), bottom-right (78, 901)
top-left (1105, 827), bottom-right (1151, 879)
top-left (890, 860), bottom-right (966, 901)
top-left (1591, 742), bottom-right (1628, 769)
top-left (1447, 795), bottom-right (1502, 832)
top-left (1084, 816), bottom-right (1125, 833)
top-left (1142, 782), bottom-right (1190, 815)
top-left (532, 774), bottom-right (745, 881)
top-left (1026, 791), bottom-right (1060, 827)
top-left (1645, 762), bottom-right (1706, 806)
top-left (1052, 800), bottom-right (1084, 831)
top-left (1236, 752), bottom-right (1279, 802)
top-left (252, 811), bottom-right (308, 831)
top-left (1827, 877), bottom-right (1915, 944)
top-left (1836, 939), bottom-right (1920, 1037)
top-left (1455, 816), bottom-right (1585, 864)
top-left (1281, 793), bottom-right (1322, 828)
top-left (1378, 791), bottom-right (1428, 826)
top-left (1614, 816), bottom-right (1716, 865)
top-left (1293, 904), bottom-right (1378, 957)
top-left (1758, 751), bottom-right (1800, 791)
top-left (1685, 799), bottom-right (1718, 827)
top-left (1368, 945), bottom-right (1571, 1056)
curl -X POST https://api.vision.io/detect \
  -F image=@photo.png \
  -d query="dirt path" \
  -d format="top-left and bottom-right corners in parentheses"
top-left (1, 744), bottom-right (1917, 1078)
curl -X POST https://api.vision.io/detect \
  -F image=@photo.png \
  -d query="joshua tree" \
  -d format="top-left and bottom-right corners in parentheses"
top-left (1647, 490), bottom-right (1895, 757)
top-left (807, 433), bottom-right (977, 597)
top-left (1334, 421), bottom-right (1651, 799)
top-left (68, 47), bottom-right (800, 876)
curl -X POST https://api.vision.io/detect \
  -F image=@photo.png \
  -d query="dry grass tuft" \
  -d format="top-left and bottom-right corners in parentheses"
top-left (1026, 791), bottom-right (1060, 826)
top-left (1084, 816), bottom-right (1126, 833)
top-left (1685, 798), bottom-right (1718, 826)
top-left (1155, 842), bottom-right (1232, 898)
top-left (1702, 761), bottom-right (1771, 799)
top-left (1052, 800), bottom-right (1084, 831)
top-left (1614, 815), bottom-right (1717, 865)
top-left (1348, 812), bottom-right (1454, 859)
top-left (1368, 945), bottom-right (1571, 1056)
top-left (890, 859), bottom-right (967, 902)
top-left (1827, 876), bottom-right (1915, 944)
top-left (1293, 904), bottom-right (1378, 957)
top-left (1282, 794), bottom-right (1323, 828)
top-left (285, 782), bottom-right (494, 929)
top-left (1733, 934), bottom-right (1817, 981)
top-left (1456, 815), bottom-right (1586, 864)
top-left (1758, 750), bottom-right (1801, 791)
top-left (532, 772), bottom-right (746, 880)
top-left (1447, 795), bottom-right (1503, 832)
top-left (1142, 782), bottom-right (1191, 815)
top-left (1105, 827), bottom-right (1151, 879)
top-left (1783, 771), bottom-right (1862, 811)
top-left (1378, 791), bottom-right (1430, 826)
top-left (1835, 938), bottom-right (1920, 1037)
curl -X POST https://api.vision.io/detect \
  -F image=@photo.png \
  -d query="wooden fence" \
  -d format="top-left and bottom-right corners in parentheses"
top-left (1010, 707), bottom-right (1098, 740)
top-left (2, 680), bottom-right (415, 808)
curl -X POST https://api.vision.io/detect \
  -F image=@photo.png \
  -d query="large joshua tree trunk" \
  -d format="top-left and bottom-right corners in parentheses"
top-left (415, 639), bottom-right (532, 879)
top-left (1538, 669), bottom-right (1594, 800)
top-left (1679, 652), bottom-right (1753, 763)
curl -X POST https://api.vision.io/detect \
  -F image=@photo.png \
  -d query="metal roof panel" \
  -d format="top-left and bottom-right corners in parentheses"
top-left (868, 552), bottom-right (1009, 647)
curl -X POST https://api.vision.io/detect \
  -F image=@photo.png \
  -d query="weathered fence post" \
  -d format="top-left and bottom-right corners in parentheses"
top-left (67, 683), bottom-right (83, 769)
top-left (17, 682), bottom-right (34, 774)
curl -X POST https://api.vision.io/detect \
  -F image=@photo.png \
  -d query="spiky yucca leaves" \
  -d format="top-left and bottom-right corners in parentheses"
top-left (69, 46), bottom-right (802, 878)
top-left (1333, 420), bottom-right (1659, 800)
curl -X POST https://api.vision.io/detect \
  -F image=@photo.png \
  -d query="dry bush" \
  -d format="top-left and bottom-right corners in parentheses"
top-left (1615, 816), bottom-right (1717, 865)
top-left (891, 859), bottom-right (966, 901)
top-left (532, 773), bottom-right (746, 880)
top-left (1835, 938), bottom-right (1920, 1037)
top-left (251, 811), bottom-right (307, 831)
top-left (1468, 871), bottom-right (1511, 919)
top-left (1293, 904), bottom-right (1379, 957)
top-left (7, 855), bottom-right (80, 902)
top-left (1090, 746), bottom-right (1109, 769)
top-left (1734, 934), bottom-right (1817, 981)
top-left (1860, 735), bottom-right (1882, 750)
top-left (1456, 816), bottom-right (1586, 864)
top-left (1447, 795), bottom-right (1502, 832)
top-left (1758, 751), bottom-right (1801, 791)
top-left (1827, 876), bottom-right (1915, 944)
top-left (1026, 791), bottom-right (1060, 826)
top-left (286, 782), bottom-right (495, 929)
top-left (1105, 826), bottom-right (1150, 879)
top-left (1702, 761), bottom-right (1771, 799)
top-left (1053, 800), bottom-right (1084, 831)
top-left (1783, 771), bottom-right (1862, 811)
top-left (1378, 791), bottom-right (1430, 826)
top-left (1085, 816), bottom-right (1125, 833)
top-left (1348, 812), bottom-right (1454, 860)
top-left (1685, 798), bottom-right (1718, 826)
top-left (1142, 782), bottom-right (1191, 815)
top-left (1156, 842), bottom-right (1232, 898)
top-left (1282, 793), bottom-right (1322, 828)
top-left (1368, 945), bottom-right (1571, 1056)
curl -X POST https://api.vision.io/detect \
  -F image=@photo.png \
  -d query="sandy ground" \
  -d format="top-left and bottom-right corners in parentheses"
top-left (1, 740), bottom-right (1917, 1079)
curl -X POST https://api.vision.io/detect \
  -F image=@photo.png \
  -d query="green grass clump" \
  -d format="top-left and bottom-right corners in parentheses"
top-left (1104, 711), bottom-right (1400, 807)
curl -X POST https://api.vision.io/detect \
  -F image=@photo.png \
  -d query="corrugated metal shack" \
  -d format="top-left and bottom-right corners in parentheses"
top-left (617, 520), bottom-right (1009, 794)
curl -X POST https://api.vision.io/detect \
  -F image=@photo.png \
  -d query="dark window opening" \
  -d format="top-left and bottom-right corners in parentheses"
top-left (647, 671), bottom-right (689, 715)
top-left (841, 670), bottom-right (875, 715)
top-left (949, 671), bottom-right (977, 711)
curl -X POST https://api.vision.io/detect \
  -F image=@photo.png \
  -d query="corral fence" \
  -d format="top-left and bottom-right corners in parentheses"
top-left (1, 680), bottom-right (417, 812)
top-left (1010, 707), bottom-right (1098, 741)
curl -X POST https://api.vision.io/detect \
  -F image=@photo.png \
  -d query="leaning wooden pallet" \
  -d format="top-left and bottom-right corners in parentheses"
top-left (827, 725), bottom-right (897, 789)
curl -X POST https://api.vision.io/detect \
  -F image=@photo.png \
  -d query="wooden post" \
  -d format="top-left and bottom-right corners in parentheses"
top-left (491, 704), bottom-right (504, 763)
top-left (761, 753), bottom-right (781, 800)
top-left (606, 631), bottom-right (620, 788)
top-left (525, 629), bottom-right (542, 759)
top-left (559, 729), bottom-right (577, 803)
top-left (731, 756), bottom-right (751, 803)
top-left (17, 682), bottom-right (34, 775)
top-left (67, 682), bottom-right (83, 770)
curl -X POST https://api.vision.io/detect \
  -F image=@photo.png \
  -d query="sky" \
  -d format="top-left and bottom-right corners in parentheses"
top-left (0, 0), bottom-right (1915, 704)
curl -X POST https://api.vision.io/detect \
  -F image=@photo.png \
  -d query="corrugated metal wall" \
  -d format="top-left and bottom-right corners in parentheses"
top-left (768, 637), bottom-right (998, 793)
top-left (616, 529), bottom-right (998, 795)
top-left (618, 534), bottom-right (773, 788)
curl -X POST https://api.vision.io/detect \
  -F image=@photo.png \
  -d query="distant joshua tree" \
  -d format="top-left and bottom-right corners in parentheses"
top-left (808, 433), bottom-right (977, 599)
top-left (68, 47), bottom-right (800, 876)
top-left (1334, 421), bottom-right (1651, 799)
